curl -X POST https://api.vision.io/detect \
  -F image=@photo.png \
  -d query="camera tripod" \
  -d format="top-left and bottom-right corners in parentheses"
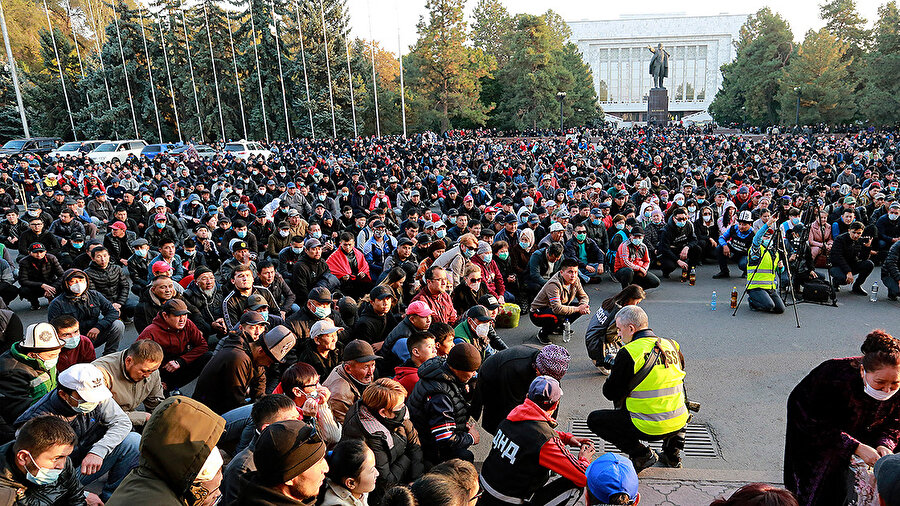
top-left (731, 222), bottom-right (801, 328)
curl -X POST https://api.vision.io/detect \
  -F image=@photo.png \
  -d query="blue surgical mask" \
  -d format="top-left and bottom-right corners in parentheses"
top-left (314, 306), bottom-right (331, 318)
top-left (675, 220), bottom-right (687, 228)
top-left (519, 241), bottom-right (531, 250)
top-left (792, 217), bottom-right (801, 225)
top-left (71, 242), bottom-right (83, 249)
top-left (236, 230), bottom-right (247, 239)
top-left (311, 231), bottom-right (322, 239)
top-left (318, 194), bottom-right (326, 201)
top-left (615, 223), bottom-right (625, 230)
top-left (156, 222), bottom-right (166, 229)
top-left (436, 230), bottom-right (446, 239)
top-left (675, 199), bottom-right (685, 206)
top-left (135, 249), bottom-right (147, 257)
top-left (184, 249), bottom-right (196, 257)
top-left (697, 199), bottom-right (706, 204)
top-left (592, 218), bottom-right (601, 226)
top-left (632, 237), bottom-right (643, 247)
top-left (462, 247), bottom-right (474, 259)
top-left (481, 253), bottom-right (492, 263)
top-left (687, 206), bottom-right (696, 213)
top-left (259, 311), bottom-right (269, 322)
top-left (24, 452), bottom-right (62, 486)
top-left (63, 336), bottom-right (80, 349)
top-left (292, 246), bottom-right (302, 254)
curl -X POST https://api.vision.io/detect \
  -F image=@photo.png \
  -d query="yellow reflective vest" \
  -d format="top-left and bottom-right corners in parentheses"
top-left (746, 244), bottom-right (779, 291)
top-left (623, 335), bottom-right (688, 436)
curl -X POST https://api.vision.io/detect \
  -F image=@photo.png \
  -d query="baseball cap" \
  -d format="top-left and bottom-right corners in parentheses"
top-left (308, 287), bottom-right (332, 304)
top-left (528, 213), bottom-right (540, 224)
top-left (246, 293), bottom-right (268, 311)
top-left (876, 454), bottom-right (900, 505)
top-left (21, 322), bottom-right (64, 351)
top-left (405, 300), bottom-right (434, 317)
top-left (110, 221), bottom-right (126, 230)
top-left (58, 363), bottom-right (113, 403)
top-left (586, 453), bottom-right (639, 504)
top-left (342, 340), bottom-right (381, 362)
top-left (162, 299), bottom-right (189, 316)
top-left (738, 210), bottom-right (753, 223)
top-left (845, 196), bottom-right (857, 204)
top-left (310, 318), bottom-right (343, 339)
top-left (29, 242), bottom-right (46, 253)
top-left (504, 214), bottom-right (518, 224)
top-left (550, 222), bottom-right (565, 233)
top-left (260, 325), bottom-right (296, 363)
top-left (527, 375), bottom-right (563, 408)
top-left (253, 420), bottom-right (326, 486)
top-left (629, 226), bottom-right (644, 236)
top-left (479, 294), bottom-right (501, 310)
top-left (151, 261), bottom-right (173, 275)
top-left (239, 310), bottom-right (267, 326)
top-left (466, 305), bottom-right (492, 322)
top-left (370, 285), bottom-right (394, 300)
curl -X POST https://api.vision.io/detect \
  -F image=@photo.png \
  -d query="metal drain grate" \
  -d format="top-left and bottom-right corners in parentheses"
top-left (568, 419), bottom-right (720, 459)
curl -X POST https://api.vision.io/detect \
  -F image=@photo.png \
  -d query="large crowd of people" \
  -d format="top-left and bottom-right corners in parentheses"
top-left (0, 124), bottom-right (896, 505)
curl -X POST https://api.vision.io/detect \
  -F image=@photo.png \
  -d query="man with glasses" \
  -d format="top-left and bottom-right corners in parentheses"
top-left (19, 217), bottom-right (60, 256)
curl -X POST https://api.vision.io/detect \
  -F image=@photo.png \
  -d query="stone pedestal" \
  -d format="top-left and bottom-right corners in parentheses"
top-left (648, 88), bottom-right (669, 125)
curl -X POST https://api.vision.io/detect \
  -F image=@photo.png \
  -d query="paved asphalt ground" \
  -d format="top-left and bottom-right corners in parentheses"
top-left (16, 263), bottom-right (897, 482)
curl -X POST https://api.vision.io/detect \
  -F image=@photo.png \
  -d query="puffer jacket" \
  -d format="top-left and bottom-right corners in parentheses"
top-left (341, 402), bottom-right (424, 505)
top-left (85, 261), bottom-right (130, 306)
top-left (47, 269), bottom-right (119, 334)
top-left (182, 281), bottom-right (225, 337)
top-left (17, 253), bottom-right (64, 291)
top-left (407, 357), bottom-right (475, 462)
top-left (106, 396), bottom-right (225, 506)
top-left (0, 441), bottom-right (85, 505)
top-left (291, 254), bottom-right (331, 305)
top-left (127, 252), bottom-right (151, 294)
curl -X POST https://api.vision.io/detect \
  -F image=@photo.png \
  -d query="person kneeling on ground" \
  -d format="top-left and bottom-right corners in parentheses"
top-left (529, 258), bottom-right (590, 344)
top-left (746, 218), bottom-right (785, 314)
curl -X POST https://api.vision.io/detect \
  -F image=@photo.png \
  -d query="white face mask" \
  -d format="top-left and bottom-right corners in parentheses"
top-left (863, 374), bottom-right (898, 401)
top-left (69, 281), bottom-right (87, 295)
top-left (475, 322), bottom-right (490, 338)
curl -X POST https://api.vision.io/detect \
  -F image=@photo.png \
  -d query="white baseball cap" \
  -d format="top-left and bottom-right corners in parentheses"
top-left (21, 323), bottom-right (64, 351)
top-left (310, 319), bottom-right (343, 339)
top-left (58, 364), bottom-right (112, 403)
top-left (550, 222), bottom-right (565, 233)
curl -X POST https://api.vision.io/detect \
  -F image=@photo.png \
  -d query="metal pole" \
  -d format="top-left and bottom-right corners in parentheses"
top-left (559, 97), bottom-right (564, 131)
top-left (181, 5), bottom-right (204, 142)
top-left (157, 14), bottom-right (182, 142)
top-left (295, 1), bottom-right (314, 140)
top-left (85, 0), bottom-right (113, 109)
top-left (248, 2), bottom-right (269, 142)
top-left (111, 0), bottom-right (139, 139)
top-left (271, 2), bottom-right (291, 142)
top-left (344, 34), bottom-right (357, 138)
top-left (396, 4), bottom-right (406, 138)
top-left (0, 0), bottom-right (29, 137)
top-left (366, 0), bottom-right (379, 137)
top-left (42, 0), bottom-right (77, 139)
top-left (137, 7), bottom-right (162, 142)
top-left (224, 9), bottom-right (247, 140)
top-left (202, 1), bottom-right (225, 142)
top-left (320, 2), bottom-right (336, 138)
top-left (795, 90), bottom-right (801, 127)
top-left (65, 3), bottom-right (91, 112)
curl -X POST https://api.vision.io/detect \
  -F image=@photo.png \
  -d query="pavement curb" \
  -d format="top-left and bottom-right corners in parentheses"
top-left (638, 467), bottom-right (783, 484)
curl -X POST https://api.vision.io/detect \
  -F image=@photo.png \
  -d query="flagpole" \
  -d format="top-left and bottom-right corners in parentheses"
top-left (396, 5), bottom-right (406, 138)
top-left (247, 1), bottom-right (269, 142)
top-left (271, 2), bottom-right (291, 142)
top-left (180, 4), bottom-right (204, 142)
top-left (111, 0), bottom-right (139, 139)
top-left (295, 1), bottom-right (314, 140)
top-left (137, 6), bottom-right (162, 142)
top-left (320, 2), bottom-right (336, 138)
top-left (42, 0), bottom-right (77, 139)
top-left (64, 2), bottom-right (91, 112)
top-left (0, 0), bottom-right (28, 137)
top-left (202, 1), bottom-right (225, 141)
top-left (157, 13), bottom-right (182, 142)
top-left (365, 0), bottom-right (379, 137)
top-left (344, 34), bottom-right (357, 138)
top-left (84, 0), bottom-right (113, 109)
top-left (224, 9), bottom-right (247, 140)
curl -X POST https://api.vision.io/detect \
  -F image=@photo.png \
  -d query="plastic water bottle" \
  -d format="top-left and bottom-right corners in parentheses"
top-left (871, 281), bottom-right (879, 303)
top-left (711, 291), bottom-right (717, 311)
top-left (562, 320), bottom-right (572, 342)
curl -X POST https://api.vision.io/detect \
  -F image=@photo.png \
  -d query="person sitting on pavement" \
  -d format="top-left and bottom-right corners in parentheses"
top-left (471, 240), bottom-right (507, 302)
top-left (47, 269), bottom-right (125, 357)
top-left (222, 264), bottom-right (280, 330)
top-left (297, 319), bottom-right (343, 384)
top-left (18, 241), bottom-right (64, 310)
top-left (257, 260), bottom-right (296, 317)
top-left (323, 340), bottom-right (380, 424)
top-left (584, 285), bottom-right (646, 375)
top-left (587, 305), bottom-right (687, 473)
top-left (292, 237), bottom-right (337, 305)
top-left (326, 232), bottom-right (372, 300)
top-left (105, 396), bottom-right (225, 506)
top-left (478, 376), bottom-right (596, 506)
top-left (450, 263), bottom-right (489, 318)
top-left (85, 245), bottom-right (134, 324)
top-left (285, 286), bottom-right (348, 348)
top-left (410, 265), bottom-right (458, 326)
top-left (523, 242), bottom-right (563, 300)
top-left (714, 210), bottom-right (755, 279)
top-left (320, 439), bottom-right (379, 506)
top-left (382, 301), bottom-right (434, 376)
top-left (182, 265), bottom-right (228, 344)
top-left (564, 222), bottom-right (604, 284)
top-left (453, 305), bottom-right (499, 361)
top-left (529, 258), bottom-right (591, 344)
top-left (137, 299), bottom-right (211, 394)
top-left (393, 332), bottom-right (437, 395)
top-left (584, 453), bottom-right (640, 506)
top-left (15, 363), bottom-right (141, 502)
top-left (658, 206), bottom-right (703, 279)
top-left (92, 340), bottom-right (164, 431)
top-left (408, 343), bottom-right (482, 464)
top-left (0, 415), bottom-right (96, 505)
top-left (53, 314), bottom-right (97, 373)
top-left (192, 322), bottom-right (296, 415)
top-left (829, 220), bottom-right (875, 295)
top-left (476, 344), bottom-right (571, 436)
top-left (221, 394), bottom-right (300, 505)
top-left (353, 285), bottom-right (400, 350)
top-left (273, 362), bottom-right (342, 447)
top-left (432, 233), bottom-right (479, 289)
top-left (883, 239), bottom-right (900, 301)
top-left (134, 275), bottom-right (193, 333)
top-left (613, 226), bottom-right (660, 290)
top-left (0, 323), bottom-right (65, 443)
top-left (126, 238), bottom-right (151, 297)
top-left (234, 420), bottom-right (329, 505)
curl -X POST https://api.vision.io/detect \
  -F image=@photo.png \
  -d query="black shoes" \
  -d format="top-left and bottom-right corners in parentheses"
top-left (537, 332), bottom-right (551, 345)
top-left (851, 285), bottom-right (868, 296)
top-left (631, 449), bottom-right (658, 473)
top-left (659, 452), bottom-right (683, 468)
top-left (712, 271), bottom-right (730, 279)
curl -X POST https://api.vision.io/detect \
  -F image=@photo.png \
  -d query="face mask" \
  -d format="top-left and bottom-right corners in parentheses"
top-left (231, 202), bottom-right (238, 207)
top-left (292, 246), bottom-right (302, 254)
top-left (142, 196), bottom-right (151, 202)
top-left (462, 247), bottom-right (475, 259)
top-left (341, 191), bottom-right (349, 198)
top-left (675, 199), bottom-right (685, 206)
top-left (615, 223), bottom-right (625, 230)
top-left (311, 231), bottom-right (321, 239)
top-left (314, 306), bottom-right (331, 318)
top-left (24, 452), bottom-right (62, 486)
top-left (259, 311), bottom-right (269, 322)
top-left (688, 206), bottom-right (696, 213)
top-left (890, 214), bottom-right (900, 221)
top-left (436, 230), bottom-right (446, 239)
top-left (156, 222), bottom-right (166, 229)
top-left (697, 199), bottom-right (706, 204)
top-left (791, 217), bottom-right (801, 225)
top-left (373, 230), bottom-right (385, 239)
top-left (497, 251), bottom-right (509, 261)
top-left (318, 195), bottom-right (326, 201)
top-left (592, 218), bottom-right (601, 226)
top-left (40, 356), bottom-right (58, 370)
top-left (69, 282), bottom-right (87, 295)
top-left (576, 233), bottom-right (586, 241)
top-left (73, 400), bottom-right (98, 414)
top-left (863, 375), bottom-right (898, 401)
top-left (72, 242), bottom-right (83, 249)
top-left (519, 241), bottom-right (530, 250)
top-left (135, 249), bottom-right (147, 257)
top-left (279, 230), bottom-right (289, 237)
top-left (475, 322), bottom-right (490, 339)
top-left (632, 237), bottom-right (643, 247)
top-left (481, 253), bottom-right (492, 263)
top-left (675, 220), bottom-right (686, 228)
top-left (258, 187), bottom-right (265, 194)
top-left (63, 336), bottom-right (80, 349)
top-left (703, 214), bottom-right (712, 222)
top-left (184, 249), bottom-right (196, 257)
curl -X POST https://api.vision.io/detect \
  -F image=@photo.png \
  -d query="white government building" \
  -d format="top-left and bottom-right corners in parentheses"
top-left (567, 13), bottom-right (749, 124)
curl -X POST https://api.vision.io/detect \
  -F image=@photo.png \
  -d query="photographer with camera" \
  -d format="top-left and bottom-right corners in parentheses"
top-left (746, 217), bottom-right (786, 314)
top-left (587, 305), bottom-right (688, 473)
top-left (829, 221), bottom-right (874, 295)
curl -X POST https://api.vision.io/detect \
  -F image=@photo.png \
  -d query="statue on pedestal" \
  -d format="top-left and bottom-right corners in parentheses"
top-left (647, 43), bottom-right (670, 89)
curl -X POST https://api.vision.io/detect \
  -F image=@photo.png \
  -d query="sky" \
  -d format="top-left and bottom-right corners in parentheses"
top-left (344, 0), bottom-right (886, 55)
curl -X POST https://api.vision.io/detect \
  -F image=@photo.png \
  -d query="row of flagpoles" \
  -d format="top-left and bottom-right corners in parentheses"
top-left (0, 0), bottom-right (409, 143)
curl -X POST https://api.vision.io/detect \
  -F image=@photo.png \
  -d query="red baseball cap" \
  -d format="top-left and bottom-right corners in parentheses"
top-left (405, 301), bottom-right (434, 317)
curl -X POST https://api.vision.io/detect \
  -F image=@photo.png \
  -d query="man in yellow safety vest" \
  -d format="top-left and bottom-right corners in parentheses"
top-left (746, 217), bottom-right (785, 313)
top-left (587, 305), bottom-right (687, 472)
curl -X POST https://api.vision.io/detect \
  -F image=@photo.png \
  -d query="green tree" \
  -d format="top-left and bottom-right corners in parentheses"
top-left (559, 42), bottom-right (601, 127)
top-left (0, 66), bottom-right (25, 140)
top-left (24, 27), bottom-right (85, 139)
top-left (819, 0), bottom-right (869, 116)
top-left (709, 8), bottom-right (794, 126)
top-left (470, 0), bottom-right (513, 66)
top-left (407, 0), bottom-right (493, 132)
top-left (858, 1), bottom-right (900, 124)
top-left (777, 28), bottom-right (856, 125)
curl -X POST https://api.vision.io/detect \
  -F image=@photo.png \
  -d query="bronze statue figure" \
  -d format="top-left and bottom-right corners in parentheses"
top-left (648, 43), bottom-right (670, 89)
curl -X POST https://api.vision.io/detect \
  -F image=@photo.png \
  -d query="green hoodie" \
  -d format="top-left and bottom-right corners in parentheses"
top-left (9, 342), bottom-right (56, 402)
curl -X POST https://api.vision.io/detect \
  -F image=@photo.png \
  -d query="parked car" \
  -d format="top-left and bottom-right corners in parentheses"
top-left (0, 137), bottom-right (61, 157)
top-left (140, 143), bottom-right (177, 160)
top-left (87, 140), bottom-right (147, 164)
top-left (48, 140), bottom-right (108, 160)
top-left (223, 140), bottom-right (272, 160)
top-left (170, 144), bottom-right (218, 160)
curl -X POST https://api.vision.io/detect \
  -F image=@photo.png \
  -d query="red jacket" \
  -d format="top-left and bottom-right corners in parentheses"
top-left (614, 240), bottom-right (650, 273)
top-left (472, 256), bottom-right (506, 298)
top-left (506, 399), bottom-right (590, 488)
top-left (326, 247), bottom-right (371, 279)
top-left (57, 336), bottom-right (96, 372)
top-left (394, 364), bottom-right (420, 395)
top-left (137, 313), bottom-right (208, 366)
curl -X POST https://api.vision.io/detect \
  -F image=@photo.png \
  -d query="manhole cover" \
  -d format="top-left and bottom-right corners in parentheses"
top-left (568, 419), bottom-right (720, 459)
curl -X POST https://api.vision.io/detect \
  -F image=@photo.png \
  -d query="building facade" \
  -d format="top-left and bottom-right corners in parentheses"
top-left (568, 14), bottom-right (748, 123)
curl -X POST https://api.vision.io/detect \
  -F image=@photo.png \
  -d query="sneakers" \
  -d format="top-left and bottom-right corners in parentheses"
top-left (30, 302), bottom-right (40, 311)
top-left (630, 449), bottom-right (658, 473)
top-left (537, 332), bottom-right (551, 345)
top-left (659, 452), bottom-right (683, 468)
top-left (712, 271), bottom-right (730, 279)
top-left (851, 285), bottom-right (868, 296)
top-left (594, 361), bottom-right (611, 375)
